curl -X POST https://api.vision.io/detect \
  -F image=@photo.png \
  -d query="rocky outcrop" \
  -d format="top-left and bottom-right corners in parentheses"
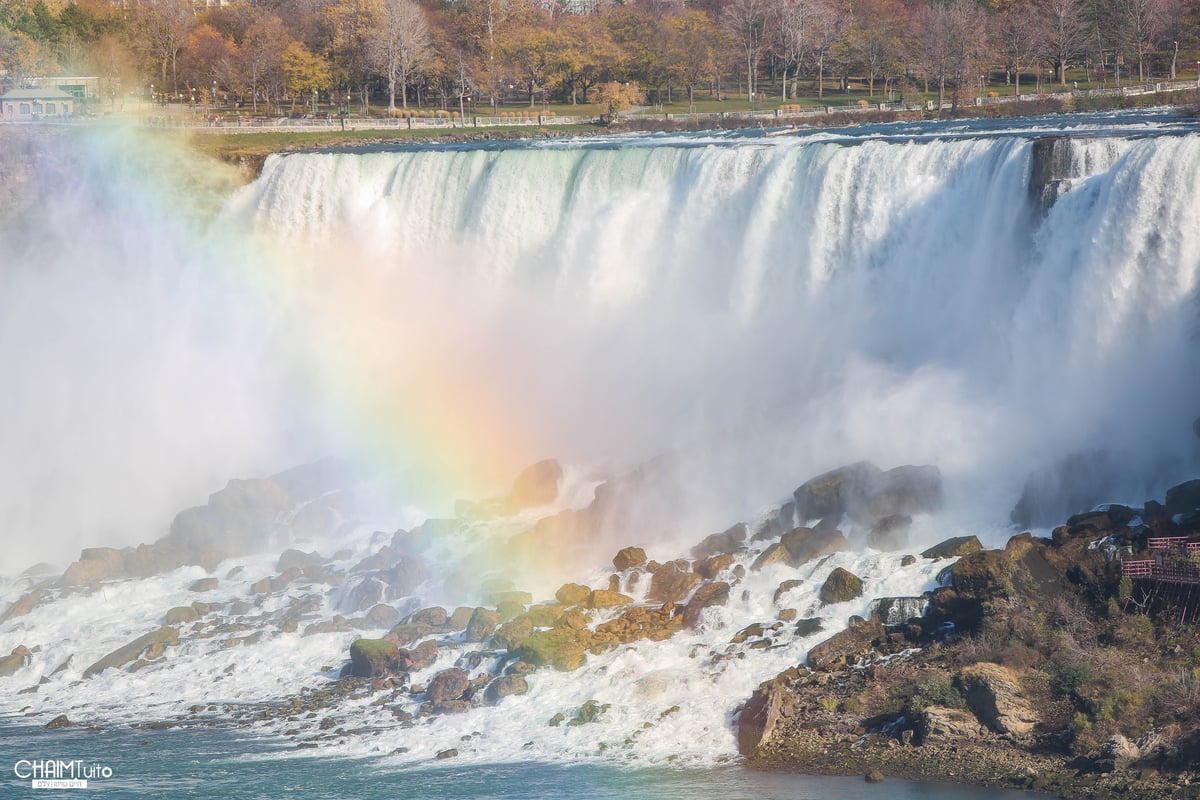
top-left (586, 589), bottom-right (633, 608)
top-left (83, 627), bottom-right (179, 678)
top-left (807, 617), bottom-right (884, 671)
top-left (793, 462), bottom-right (942, 525)
top-left (484, 674), bottom-right (528, 703)
top-left (691, 524), bottom-right (747, 559)
top-left (738, 680), bottom-right (799, 754)
top-left (958, 662), bottom-right (1039, 737)
top-left (647, 562), bottom-right (701, 604)
top-left (0, 645), bottom-right (31, 677)
top-left (682, 581), bottom-right (730, 628)
top-left (920, 705), bottom-right (985, 743)
top-left (922, 535), bottom-right (982, 560)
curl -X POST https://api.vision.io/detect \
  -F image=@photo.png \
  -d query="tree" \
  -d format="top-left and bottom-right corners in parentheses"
top-left (723, 0), bottom-right (771, 102)
top-left (0, 25), bottom-right (52, 88)
top-left (131, 0), bottom-right (194, 92)
top-left (280, 40), bottom-right (331, 112)
top-left (994, 0), bottom-right (1045, 96)
top-left (367, 0), bottom-right (431, 112)
top-left (909, 0), bottom-right (990, 109)
top-left (238, 13), bottom-right (288, 113)
top-left (667, 10), bottom-right (718, 109)
top-left (594, 79), bottom-right (644, 120)
top-left (846, 0), bottom-right (906, 96)
top-left (1041, 0), bottom-right (1088, 85)
top-left (499, 17), bottom-right (559, 107)
top-left (809, 0), bottom-right (850, 98)
top-left (1118, 0), bottom-right (1179, 80)
top-left (556, 14), bottom-right (618, 105)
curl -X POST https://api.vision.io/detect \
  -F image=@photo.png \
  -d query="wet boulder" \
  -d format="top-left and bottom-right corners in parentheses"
top-left (83, 627), bottom-right (179, 678)
top-left (348, 638), bottom-right (403, 678)
top-left (586, 590), bottom-right (633, 609)
top-left (682, 581), bottom-right (731, 628)
top-left (806, 617), bottom-right (884, 671)
top-left (425, 668), bottom-right (470, 703)
top-left (921, 535), bottom-right (982, 560)
top-left (690, 524), bottom-right (747, 559)
top-left (516, 627), bottom-right (589, 671)
top-left (794, 462), bottom-right (883, 521)
top-left (0, 645), bottom-right (32, 677)
top-left (555, 583), bottom-right (591, 606)
top-left (398, 639), bottom-right (439, 671)
top-left (782, 527), bottom-right (848, 566)
top-left (465, 608), bottom-right (501, 642)
top-left (509, 459), bottom-right (563, 511)
top-left (484, 674), bottom-right (528, 704)
top-left (612, 547), bottom-right (648, 572)
top-left (818, 567), bottom-right (863, 605)
top-left (647, 562), bottom-right (702, 604)
top-left (868, 515), bottom-right (912, 550)
top-left (61, 547), bottom-right (126, 587)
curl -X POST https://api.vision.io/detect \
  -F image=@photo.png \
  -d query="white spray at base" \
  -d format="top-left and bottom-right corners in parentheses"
top-left (3, 118), bottom-right (1200, 769)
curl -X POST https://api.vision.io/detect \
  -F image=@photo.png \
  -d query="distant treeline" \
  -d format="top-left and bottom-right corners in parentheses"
top-left (0, 0), bottom-right (1196, 114)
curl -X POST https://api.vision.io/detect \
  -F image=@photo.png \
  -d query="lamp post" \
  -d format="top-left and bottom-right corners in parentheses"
top-left (212, 81), bottom-right (218, 111)
top-left (149, 83), bottom-right (154, 110)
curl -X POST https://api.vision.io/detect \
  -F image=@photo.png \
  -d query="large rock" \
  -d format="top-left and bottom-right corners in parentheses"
top-left (612, 547), bottom-right (648, 571)
top-left (1010, 451), bottom-right (1119, 528)
top-left (806, 617), bottom-right (884, 671)
top-left (868, 515), bottom-right (912, 550)
top-left (348, 638), bottom-right (402, 678)
top-left (794, 462), bottom-right (884, 520)
top-left (83, 627), bottom-right (179, 678)
top-left (782, 527), bottom-right (848, 566)
top-left (464, 607), bottom-right (501, 642)
top-left (920, 705), bottom-right (985, 743)
top-left (516, 627), bottom-right (589, 671)
top-left (1166, 479), bottom-right (1200, 517)
top-left (1097, 734), bottom-right (1141, 772)
top-left (922, 535), bottom-right (982, 560)
top-left (484, 674), bottom-right (529, 704)
top-left (682, 581), bottom-right (731, 628)
top-left (493, 617), bottom-right (534, 651)
top-left (818, 567), bottom-right (863, 605)
top-left (958, 662), bottom-right (1039, 737)
top-left (737, 680), bottom-right (799, 755)
top-left (793, 462), bottom-right (942, 524)
top-left (647, 562), bottom-right (702, 604)
top-left (425, 668), bottom-right (470, 703)
top-left (61, 547), bottom-right (126, 587)
top-left (398, 639), bottom-right (439, 671)
top-left (586, 590), bottom-right (633, 609)
top-left (555, 583), bottom-right (591, 606)
top-left (0, 645), bottom-right (31, 677)
top-left (509, 459), bottom-right (563, 511)
top-left (690, 524), bottom-right (747, 559)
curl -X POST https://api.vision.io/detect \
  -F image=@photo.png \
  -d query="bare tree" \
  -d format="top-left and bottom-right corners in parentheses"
top-left (1041, 0), bottom-right (1088, 85)
top-left (1119, 0), bottom-right (1179, 80)
top-left (908, 0), bottom-right (989, 110)
top-left (723, 0), bottom-right (771, 102)
top-left (846, 0), bottom-right (906, 97)
top-left (368, 0), bottom-right (432, 112)
top-left (132, 0), bottom-right (195, 92)
top-left (809, 0), bottom-right (850, 98)
top-left (995, 0), bottom-right (1046, 96)
top-left (774, 0), bottom-right (819, 100)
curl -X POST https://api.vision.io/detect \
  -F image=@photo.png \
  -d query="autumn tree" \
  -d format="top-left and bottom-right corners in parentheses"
top-left (0, 25), bottom-right (52, 87)
top-left (499, 16), bottom-right (560, 107)
top-left (667, 10), bottom-right (718, 109)
top-left (909, 0), bottom-right (990, 109)
top-left (594, 78), bottom-right (644, 120)
top-left (280, 40), bottom-right (331, 112)
top-left (556, 13), bottom-right (618, 104)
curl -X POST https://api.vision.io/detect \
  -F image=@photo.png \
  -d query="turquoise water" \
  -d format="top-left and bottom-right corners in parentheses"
top-left (0, 717), bottom-right (1035, 799)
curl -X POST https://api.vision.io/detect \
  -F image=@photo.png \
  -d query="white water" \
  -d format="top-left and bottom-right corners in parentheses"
top-left (4, 115), bottom-right (1200, 769)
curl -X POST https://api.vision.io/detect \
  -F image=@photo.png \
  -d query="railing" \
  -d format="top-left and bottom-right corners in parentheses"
top-left (1149, 537), bottom-right (1191, 550)
top-left (1122, 560), bottom-right (1155, 577)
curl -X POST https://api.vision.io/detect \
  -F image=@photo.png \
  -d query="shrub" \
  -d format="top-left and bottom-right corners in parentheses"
top-left (1049, 661), bottom-right (1092, 698)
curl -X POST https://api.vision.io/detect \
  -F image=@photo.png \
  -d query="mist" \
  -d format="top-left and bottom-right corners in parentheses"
top-left (2, 126), bottom-right (1199, 576)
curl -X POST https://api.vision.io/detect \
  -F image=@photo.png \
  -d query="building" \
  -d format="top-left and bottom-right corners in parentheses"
top-left (0, 87), bottom-right (77, 121)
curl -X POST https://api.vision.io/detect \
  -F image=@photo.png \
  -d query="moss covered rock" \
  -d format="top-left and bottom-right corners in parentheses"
top-left (348, 638), bottom-right (401, 678)
top-left (819, 567), bottom-right (864, 605)
top-left (165, 606), bottom-right (199, 625)
top-left (555, 583), bottom-right (591, 606)
top-left (516, 627), bottom-right (589, 671)
top-left (586, 589), bottom-right (633, 609)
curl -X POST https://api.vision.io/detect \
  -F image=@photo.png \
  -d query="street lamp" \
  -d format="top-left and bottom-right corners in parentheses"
top-left (212, 81), bottom-right (218, 109)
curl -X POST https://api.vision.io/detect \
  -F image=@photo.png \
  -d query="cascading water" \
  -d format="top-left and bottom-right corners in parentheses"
top-left (3, 115), bottom-right (1200, 784)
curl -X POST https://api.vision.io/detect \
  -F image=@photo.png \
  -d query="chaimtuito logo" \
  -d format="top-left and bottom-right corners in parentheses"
top-left (13, 759), bottom-right (113, 789)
